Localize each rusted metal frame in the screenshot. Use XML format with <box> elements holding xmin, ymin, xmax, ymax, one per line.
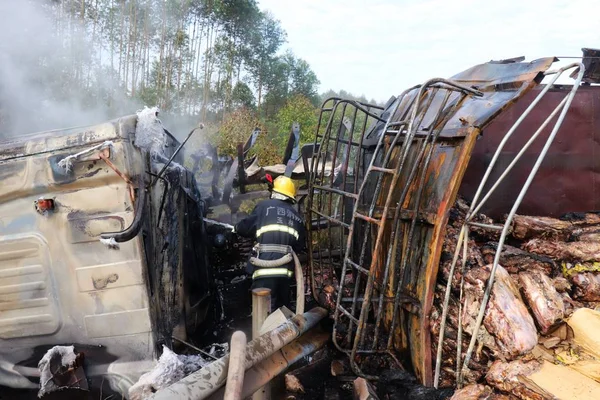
<box><xmin>343</xmin><ymin>121</ymin><xmax>407</xmax><ymax>348</ymax></box>
<box><xmin>350</xmin><ymin>85</ymin><xmax>444</xmax><ymax>360</ymax></box>
<box><xmin>98</xmin><ymin>151</ymin><xmax>136</xmax><ymax>203</ymax></box>
<box><xmin>310</xmin><ymin>208</ymin><xmax>350</xmax><ymax>229</ymax></box>
<box><xmin>458</xmin><ymin>63</ymin><xmax>584</xmax><ymax>385</ymax></box>
<box><xmin>367</xmin><ymin>87</ymin><xmax>444</xmax><ymax>351</ymax></box>
<box><xmin>312</xmin><ymin>185</ymin><xmax>358</xmax><ymax>199</ymax></box>
<box><xmin>338</xmin><ymin>95</ymin><xmax>423</xmax><ymax>350</ymax></box>
<box><xmin>310</xmin><ymin>101</ymin><xmax>339</xmax><ymax>302</ymax></box>
<box><xmin>348</xmin><ymin>79</ymin><xmax>481</xmax><ymax>377</ymax></box>
<box><xmin>331</xmin><ymin>90</ymin><xmax>412</xmax><ymax>353</ymax></box>
<box><xmin>433</xmin><ymin>224</ymin><xmax>465</xmax><ymax>387</ymax></box>
<box><xmin>310</xmin><ymin>98</ymin><xmax>380</xmax><ymax>305</ymax></box>
<box><xmin>346</xmin><ymin>258</ymin><xmax>370</xmax><ymax>275</ymax></box>
<box><xmin>337</xmin><ymin>304</ymin><xmax>360</xmax><ymax>322</ymax></box>
<box><xmin>330</xmin><ymin>92</ymin><xmax>414</xmax><ymax>353</ymax></box>
<box><xmin>327</xmin><ymin>102</ymin><xmax>349</xmax><ymax>290</ymax></box>
<box><xmin>335</xmin><ymin>105</ymin><xmax>360</xmax><ymax>263</ymax></box>
<box><xmin>307</xmin><ymin>100</ymin><xmax>336</xmax><ymax>302</ymax></box>
<box><xmin>319</xmin><ymin>96</ymin><xmax>385</xmax><ymax>112</ymax></box>
<box><xmin>371</xmin><ymin>89</ymin><xmax>457</xmax><ymax>352</ymax></box>
<box><xmin>384</xmin><ymin>90</ymin><xmax>469</xmax><ymax>355</ymax></box>
<box><xmin>455</xmin><ymin>229</ymin><xmax>469</xmax><ymax>386</ymax></box>
<box><xmin>419</xmin><ymin>126</ymin><xmax>481</xmax><ymax>386</ymax></box>
<box><xmin>339</xmin><ymin>89</ymin><xmax>422</xmax><ymax>351</ymax></box>
<box><xmin>341</xmin><ymin>291</ymin><xmax>421</xmax><ymax>305</ymax></box>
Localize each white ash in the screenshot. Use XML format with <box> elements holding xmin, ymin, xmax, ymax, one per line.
<box><xmin>99</xmin><ymin>237</ymin><xmax>119</xmax><ymax>249</ymax></box>
<box><xmin>57</xmin><ymin>140</ymin><xmax>113</xmax><ymax>172</ymax></box>
<box><xmin>135</xmin><ymin>106</ymin><xmax>166</xmax><ymax>157</ymax></box>
<box><xmin>128</xmin><ymin>346</ymin><xmax>210</xmax><ymax>400</ymax></box>
<box><xmin>38</xmin><ymin>346</ymin><xmax>78</xmax><ymax>397</ymax></box>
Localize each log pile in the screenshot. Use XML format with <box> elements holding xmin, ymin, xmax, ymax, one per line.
<box><xmin>431</xmin><ymin>198</ymin><xmax>600</xmax><ymax>399</ymax></box>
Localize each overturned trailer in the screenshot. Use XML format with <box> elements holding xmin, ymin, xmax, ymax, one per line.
<box><xmin>0</xmin><ymin>111</ymin><xmax>216</xmax><ymax>397</ymax></box>
<box><xmin>306</xmin><ymin>55</ymin><xmax>590</xmax><ymax>392</ymax></box>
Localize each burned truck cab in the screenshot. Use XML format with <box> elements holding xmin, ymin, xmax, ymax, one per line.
<box><xmin>0</xmin><ymin>110</ymin><xmax>215</xmax><ymax>397</ymax></box>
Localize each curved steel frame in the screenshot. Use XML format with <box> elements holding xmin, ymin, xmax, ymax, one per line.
<box><xmin>331</xmin><ymin>80</ymin><xmax>482</xmax><ymax>379</ymax></box>
<box><xmin>433</xmin><ymin>63</ymin><xmax>585</xmax><ymax>388</ymax></box>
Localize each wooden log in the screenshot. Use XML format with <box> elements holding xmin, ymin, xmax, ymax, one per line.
<box><xmin>486</xmin><ymin>359</ymin><xmax>600</xmax><ymax>400</ymax></box>
<box><xmin>571</xmin><ymin>273</ymin><xmax>600</xmax><ymax>301</ymax></box>
<box><xmin>518</xmin><ymin>271</ymin><xmax>565</xmax><ymax>334</ymax></box>
<box><xmin>463</xmin><ymin>265</ymin><xmax>537</xmax><ymax>359</ymax></box>
<box><xmin>524</xmin><ymin>239</ymin><xmax>600</xmax><ymax>262</ymax></box>
<box><xmin>511</xmin><ymin>214</ymin><xmax>573</xmax><ymax>241</ymax></box>
<box><xmin>353</xmin><ymin>377</ymin><xmax>379</xmax><ymax>400</ymax></box>
<box><xmin>560</xmin><ymin>211</ymin><xmax>600</xmax><ymax>225</ymax></box>
<box><xmin>481</xmin><ymin>242</ymin><xmax>556</xmax><ymax>275</ymax></box>
<box><xmin>570</xmin><ymin>227</ymin><xmax>600</xmax><ymax>242</ymax></box>
<box><xmin>449</xmin><ymin>384</ymin><xmax>511</xmax><ymax>400</ymax></box>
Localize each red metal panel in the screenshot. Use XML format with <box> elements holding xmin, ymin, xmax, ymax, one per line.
<box><xmin>460</xmin><ymin>85</ymin><xmax>600</xmax><ymax>218</ymax></box>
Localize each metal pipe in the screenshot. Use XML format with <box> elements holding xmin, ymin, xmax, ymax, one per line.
<box><xmin>224</xmin><ymin>331</ymin><xmax>247</xmax><ymax>400</ymax></box>
<box><xmin>466</xmin><ymin>69</ymin><xmax>568</xmax><ymax>219</ymax></box>
<box><xmin>148</xmin><ymin>125</ymin><xmax>203</xmax><ymax>188</ymax></box>
<box><xmin>252</xmin><ymin>288</ymin><xmax>271</xmax><ymax>400</ymax></box>
<box><xmin>100</xmin><ymin>174</ymin><xmax>146</xmax><ymax>243</ymax></box>
<box><xmin>208</xmin><ymin>328</ymin><xmax>330</xmax><ymax>400</ymax></box>
<box><xmin>467</xmin><ymin>95</ymin><xmax>569</xmax><ymax>218</ymax></box>
<box><xmin>460</xmin><ymin>63</ymin><xmax>584</xmax><ymax>383</ymax></box>
<box><xmin>149</xmin><ymin>307</ymin><xmax>327</xmax><ymax>400</ymax></box>
<box><xmin>252</xmin><ymin>288</ymin><xmax>271</xmax><ymax>339</ymax></box>
<box><xmin>292</xmin><ymin>251</ymin><xmax>305</xmax><ymax>315</ymax></box>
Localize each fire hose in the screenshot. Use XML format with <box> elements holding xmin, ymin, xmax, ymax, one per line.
<box><xmin>249</xmin><ymin>249</ymin><xmax>305</xmax><ymax>315</ymax></box>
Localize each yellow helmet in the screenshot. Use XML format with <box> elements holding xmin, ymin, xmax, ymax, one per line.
<box><xmin>272</xmin><ymin>176</ymin><xmax>296</xmax><ymax>200</ymax></box>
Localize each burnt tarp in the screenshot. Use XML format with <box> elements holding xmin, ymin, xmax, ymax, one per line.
<box><xmin>308</xmin><ymin>57</ymin><xmax>556</xmax><ymax>386</ymax></box>
<box><xmin>461</xmin><ymin>83</ymin><xmax>600</xmax><ymax>218</ymax></box>
<box><xmin>142</xmin><ymin>153</ymin><xmax>216</xmax><ymax>353</ymax></box>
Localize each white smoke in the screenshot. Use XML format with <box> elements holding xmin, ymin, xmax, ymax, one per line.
<box><xmin>0</xmin><ymin>0</ymin><xmax>142</xmax><ymax>137</ymax></box>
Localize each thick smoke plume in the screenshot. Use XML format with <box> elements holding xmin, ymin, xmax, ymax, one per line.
<box><xmin>0</xmin><ymin>0</ymin><xmax>142</xmax><ymax>137</ymax></box>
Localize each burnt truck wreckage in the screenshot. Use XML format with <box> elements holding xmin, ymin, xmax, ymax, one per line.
<box><xmin>2</xmin><ymin>50</ymin><xmax>600</xmax><ymax>399</ymax></box>
<box><xmin>0</xmin><ymin>108</ymin><xmax>217</xmax><ymax>397</ymax></box>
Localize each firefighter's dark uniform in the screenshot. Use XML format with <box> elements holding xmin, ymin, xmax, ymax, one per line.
<box><xmin>234</xmin><ymin>198</ymin><xmax>306</xmax><ymax>311</ymax></box>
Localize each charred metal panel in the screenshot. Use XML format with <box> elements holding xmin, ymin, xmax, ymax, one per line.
<box><xmin>0</xmin><ymin>114</ymin><xmax>214</xmax><ymax>396</ymax></box>
<box><xmin>308</xmin><ymin>57</ymin><xmax>556</xmax><ymax>386</ymax></box>
<box><xmin>461</xmin><ymin>84</ymin><xmax>600</xmax><ymax>218</ymax></box>
<box><xmin>142</xmin><ymin>163</ymin><xmax>215</xmax><ymax>351</ymax></box>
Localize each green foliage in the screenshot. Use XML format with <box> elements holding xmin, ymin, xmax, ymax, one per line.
<box><xmin>275</xmin><ymin>95</ymin><xmax>319</xmax><ymax>145</ymax></box>
<box><xmin>217</xmin><ymin>108</ymin><xmax>264</xmax><ymax>158</ymax></box>
<box><xmin>232</xmin><ymin>82</ymin><xmax>256</xmax><ymax>110</ymax></box>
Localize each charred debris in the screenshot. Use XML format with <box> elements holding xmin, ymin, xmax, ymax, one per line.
<box><xmin>5</xmin><ymin>50</ymin><xmax>600</xmax><ymax>399</ymax></box>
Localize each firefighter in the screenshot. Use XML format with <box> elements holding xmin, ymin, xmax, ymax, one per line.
<box><xmin>233</xmin><ymin>175</ymin><xmax>305</xmax><ymax>312</ymax></box>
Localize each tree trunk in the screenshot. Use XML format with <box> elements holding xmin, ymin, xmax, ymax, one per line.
<box><xmin>118</xmin><ymin>0</ymin><xmax>125</xmax><ymax>83</ymax></box>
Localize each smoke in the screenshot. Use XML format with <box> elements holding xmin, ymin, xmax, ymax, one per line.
<box><xmin>0</xmin><ymin>0</ymin><xmax>142</xmax><ymax>137</ymax></box>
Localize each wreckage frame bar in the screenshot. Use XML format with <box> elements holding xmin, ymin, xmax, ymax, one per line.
<box><xmin>316</xmin><ymin>78</ymin><xmax>482</xmax><ymax>379</ymax></box>
<box><xmin>433</xmin><ymin>62</ymin><xmax>586</xmax><ymax>388</ymax></box>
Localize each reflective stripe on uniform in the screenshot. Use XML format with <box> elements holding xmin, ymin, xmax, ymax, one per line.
<box><xmin>255</xmin><ymin>224</ymin><xmax>299</xmax><ymax>240</ymax></box>
<box><xmin>252</xmin><ymin>268</ymin><xmax>293</xmax><ymax>279</ymax></box>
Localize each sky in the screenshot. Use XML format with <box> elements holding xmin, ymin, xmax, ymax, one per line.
<box><xmin>258</xmin><ymin>0</ymin><xmax>599</xmax><ymax>103</ymax></box>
